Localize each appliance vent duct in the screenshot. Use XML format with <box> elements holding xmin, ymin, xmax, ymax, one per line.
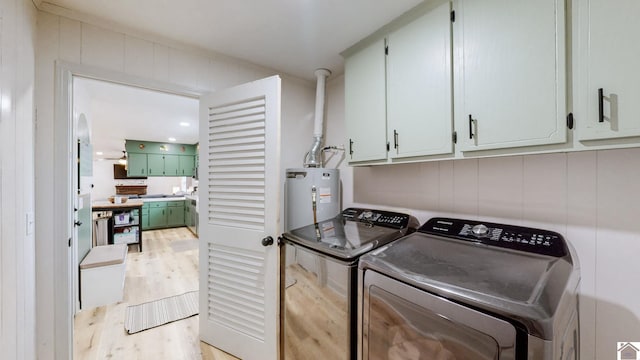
<box><xmin>304</xmin><ymin>68</ymin><xmax>331</xmax><ymax>168</ymax></box>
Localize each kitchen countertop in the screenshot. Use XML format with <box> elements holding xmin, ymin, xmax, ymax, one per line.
<box><xmin>92</xmin><ymin>200</ymin><xmax>144</xmax><ymax>209</ymax></box>
<box><xmin>140</xmin><ymin>196</ymin><xmax>186</xmax><ymax>202</ymax></box>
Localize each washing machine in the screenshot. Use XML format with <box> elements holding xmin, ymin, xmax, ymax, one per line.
<box><xmin>281</xmin><ymin>207</ymin><xmax>419</xmax><ymax>360</ymax></box>
<box><xmin>358</xmin><ymin>217</ymin><xmax>580</xmax><ymax>360</ymax></box>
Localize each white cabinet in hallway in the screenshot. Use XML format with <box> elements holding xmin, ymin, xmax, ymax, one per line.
<box><xmin>578</xmin><ymin>0</ymin><xmax>640</xmax><ymax>141</ymax></box>
<box><xmin>453</xmin><ymin>0</ymin><xmax>567</xmax><ymax>152</ymax></box>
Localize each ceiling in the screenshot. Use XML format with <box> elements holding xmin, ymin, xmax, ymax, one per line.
<box><xmin>39</xmin><ymin>0</ymin><xmax>423</xmax><ymax>80</ymax></box>
<box><xmin>74</xmin><ymin>77</ymin><xmax>199</xmax><ymax>161</ymax></box>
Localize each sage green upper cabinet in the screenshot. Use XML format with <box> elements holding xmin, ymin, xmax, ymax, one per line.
<box><xmin>387</xmin><ymin>1</ymin><xmax>453</xmax><ymax>159</ymax></box>
<box><xmin>179</xmin><ymin>155</ymin><xmax>195</xmax><ymax>177</ymax></box>
<box><xmin>147</xmin><ymin>154</ymin><xmax>165</xmax><ymax>176</ymax></box>
<box><xmin>345</xmin><ymin>38</ymin><xmax>388</xmax><ymax>163</ymax></box>
<box><xmin>163</xmin><ymin>155</ymin><xmax>180</xmax><ymax>176</ymax></box>
<box><xmin>578</xmin><ymin>0</ymin><xmax>640</xmax><ymax>141</ymax></box>
<box><xmin>454</xmin><ymin>0</ymin><xmax>566</xmax><ymax>152</ymax></box>
<box><xmin>127</xmin><ymin>153</ymin><xmax>147</xmax><ymax>177</ymax></box>
<box><xmin>125</xmin><ymin>140</ymin><xmax>196</xmax><ymax>177</ymax></box>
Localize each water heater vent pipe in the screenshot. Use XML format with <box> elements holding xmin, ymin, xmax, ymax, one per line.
<box><xmin>304</xmin><ymin>68</ymin><xmax>331</xmax><ymax>168</ymax></box>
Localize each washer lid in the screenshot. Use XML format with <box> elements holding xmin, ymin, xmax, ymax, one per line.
<box><xmin>283</xmin><ymin>209</ymin><xmax>414</xmax><ymax>261</ymax></box>
<box><xmin>359</xmin><ymin>231</ymin><xmax>576</xmax><ymax>340</ymax></box>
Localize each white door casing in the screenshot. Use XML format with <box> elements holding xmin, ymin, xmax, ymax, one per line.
<box><xmin>199</xmin><ymin>75</ymin><xmax>282</xmax><ymax>360</ymax></box>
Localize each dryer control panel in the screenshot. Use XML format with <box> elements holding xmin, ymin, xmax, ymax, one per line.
<box><xmin>419</xmin><ymin>217</ymin><xmax>568</xmax><ymax>257</ymax></box>
<box><xmin>341</xmin><ymin>208</ymin><xmax>418</xmax><ymax>230</ymax></box>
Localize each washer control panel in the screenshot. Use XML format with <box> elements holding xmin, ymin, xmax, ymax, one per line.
<box><xmin>341</xmin><ymin>208</ymin><xmax>418</xmax><ymax>230</ymax></box>
<box><xmin>418</xmin><ymin>217</ymin><xmax>567</xmax><ymax>257</ymax></box>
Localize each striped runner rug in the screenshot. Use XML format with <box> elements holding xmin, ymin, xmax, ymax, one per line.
<box><xmin>125</xmin><ymin>290</ymin><xmax>199</xmax><ymax>334</ymax></box>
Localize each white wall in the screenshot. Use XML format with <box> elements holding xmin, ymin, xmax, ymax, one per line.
<box><xmin>325</xmin><ymin>75</ymin><xmax>640</xmax><ymax>360</ymax></box>
<box><xmin>91</xmin><ymin>160</ymin><xmax>186</xmax><ymax>201</ymax></box>
<box><xmin>0</xmin><ymin>0</ymin><xmax>37</xmax><ymax>358</ymax></box>
<box><xmin>35</xmin><ymin>9</ymin><xmax>315</xmax><ymax>359</ymax></box>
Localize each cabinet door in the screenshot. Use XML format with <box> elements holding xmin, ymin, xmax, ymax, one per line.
<box><xmin>147</xmin><ymin>154</ymin><xmax>165</xmax><ymax>176</ymax></box>
<box><xmin>387</xmin><ymin>2</ymin><xmax>453</xmax><ymax>159</ymax></box>
<box><xmin>164</xmin><ymin>155</ymin><xmax>180</xmax><ymax>176</ymax></box>
<box><xmin>127</xmin><ymin>153</ymin><xmax>147</xmax><ymax>177</ymax></box>
<box><xmin>149</xmin><ymin>207</ymin><xmax>167</xmax><ymax>228</ymax></box>
<box><xmin>167</xmin><ymin>205</ymin><xmax>185</xmax><ymax>227</ymax></box>
<box><xmin>184</xmin><ymin>205</ymin><xmax>192</xmax><ymax>227</ymax></box>
<box><xmin>454</xmin><ymin>0</ymin><xmax>566</xmax><ymax>151</ymax></box>
<box><xmin>345</xmin><ymin>38</ymin><xmax>388</xmax><ymax>163</ymax></box>
<box><xmin>179</xmin><ymin>155</ymin><xmax>195</xmax><ymax>177</ymax></box>
<box><xmin>141</xmin><ymin>209</ymin><xmax>150</xmax><ymax>230</ymax></box>
<box><xmin>579</xmin><ymin>0</ymin><xmax>640</xmax><ymax>141</ymax></box>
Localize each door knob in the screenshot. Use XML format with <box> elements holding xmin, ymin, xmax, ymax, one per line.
<box><xmin>74</xmin><ymin>221</ymin><xmax>83</xmax><ymax>227</ymax></box>
<box><xmin>261</xmin><ymin>236</ymin><xmax>274</xmax><ymax>246</ymax></box>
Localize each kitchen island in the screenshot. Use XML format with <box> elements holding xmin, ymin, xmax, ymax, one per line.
<box><xmin>92</xmin><ymin>200</ymin><xmax>144</xmax><ymax>251</ymax></box>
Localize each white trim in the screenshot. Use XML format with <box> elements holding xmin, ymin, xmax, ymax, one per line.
<box><xmin>52</xmin><ymin>60</ymin><xmax>205</xmax><ymax>359</ymax></box>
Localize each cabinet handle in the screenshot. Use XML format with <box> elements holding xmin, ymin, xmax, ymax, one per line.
<box><xmin>349</xmin><ymin>139</ymin><xmax>354</xmax><ymax>155</ymax></box>
<box><xmin>468</xmin><ymin>115</ymin><xmax>475</xmax><ymax>139</ymax></box>
<box><xmin>393</xmin><ymin>130</ymin><xmax>399</xmax><ymax>149</ymax></box>
<box><xmin>598</xmin><ymin>88</ymin><xmax>605</xmax><ymax>123</ymax></box>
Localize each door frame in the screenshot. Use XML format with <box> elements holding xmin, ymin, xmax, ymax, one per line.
<box><xmin>51</xmin><ymin>60</ymin><xmax>202</xmax><ymax>359</ymax></box>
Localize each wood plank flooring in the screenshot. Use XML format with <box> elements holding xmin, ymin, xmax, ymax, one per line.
<box><xmin>283</xmin><ymin>263</ymin><xmax>348</xmax><ymax>360</ymax></box>
<box><xmin>74</xmin><ymin>227</ymin><xmax>238</xmax><ymax>360</ymax></box>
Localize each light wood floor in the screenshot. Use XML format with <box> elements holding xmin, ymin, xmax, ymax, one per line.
<box><xmin>74</xmin><ymin>227</ymin><xmax>239</xmax><ymax>360</ymax></box>
<box><xmin>284</xmin><ymin>263</ymin><xmax>348</xmax><ymax>360</ymax></box>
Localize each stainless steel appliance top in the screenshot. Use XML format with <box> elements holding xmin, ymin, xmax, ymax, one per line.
<box><xmin>359</xmin><ymin>217</ymin><xmax>580</xmax><ymax>340</ymax></box>
<box><xmin>283</xmin><ymin>208</ymin><xmax>419</xmax><ymax>261</ymax></box>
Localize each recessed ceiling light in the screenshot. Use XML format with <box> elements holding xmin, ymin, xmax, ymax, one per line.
<box><xmin>96</xmin><ymin>151</ymin><xmax>103</xmax><ymax>155</ymax></box>
<box><xmin>179</xmin><ymin>122</ymin><xmax>190</xmax><ymax>127</ymax></box>
<box><xmin>168</xmin><ymin>137</ymin><xmax>177</xmax><ymax>142</ymax></box>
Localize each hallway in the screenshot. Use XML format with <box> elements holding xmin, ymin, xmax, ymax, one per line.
<box><xmin>73</xmin><ymin>227</ymin><xmax>238</xmax><ymax>360</ymax></box>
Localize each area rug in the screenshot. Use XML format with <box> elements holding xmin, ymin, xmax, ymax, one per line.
<box><xmin>125</xmin><ymin>290</ymin><xmax>199</xmax><ymax>334</ymax></box>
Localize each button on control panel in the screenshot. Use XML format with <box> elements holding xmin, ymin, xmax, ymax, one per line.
<box><xmin>419</xmin><ymin>217</ymin><xmax>567</xmax><ymax>257</ymax></box>
<box><xmin>342</xmin><ymin>208</ymin><xmax>417</xmax><ymax>230</ymax></box>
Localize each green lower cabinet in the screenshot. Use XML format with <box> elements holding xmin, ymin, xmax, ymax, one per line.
<box><xmin>167</xmin><ymin>205</ymin><xmax>185</xmax><ymax>227</ymax></box>
<box><xmin>149</xmin><ymin>207</ymin><xmax>167</xmax><ymax>228</ymax></box>
<box><xmin>141</xmin><ymin>203</ymin><xmax>150</xmax><ymax>230</ymax></box>
<box><xmin>143</xmin><ymin>200</ymin><xmax>185</xmax><ymax>230</ymax></box>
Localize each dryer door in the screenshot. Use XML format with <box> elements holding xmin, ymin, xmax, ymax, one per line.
<box><xmin>361</xmin><ymin>270</ymin><xmax>517</xmax><ymax>360</ymax></box>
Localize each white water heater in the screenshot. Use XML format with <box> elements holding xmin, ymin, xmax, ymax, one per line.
<box><xmin>284</xmin><ymin>168</ymin><xmax>340</xmax><ymax>231</ymax></box>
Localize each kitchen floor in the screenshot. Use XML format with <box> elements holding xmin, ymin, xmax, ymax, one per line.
<box><xmin>74</xmin><ymin>227</ymin><xmax>238</xmax><ymax>360</ymax></box>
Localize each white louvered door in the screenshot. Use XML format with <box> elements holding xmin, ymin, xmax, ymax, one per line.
<box><xmin>199</xmin><ymin>76</ymin><xmax>281</xmax><ymax>360</ymax></box>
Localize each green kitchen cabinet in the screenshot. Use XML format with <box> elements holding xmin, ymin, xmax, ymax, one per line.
<box><xmin>149</xmin><ymin>206</ymin><xmax>167</xmax><ymax>228</ymax></box>
<box><xmin>164</xmin><ymin>155</ymin><xmax>180</xmax><ymax>176</ymax></box>
<box><xmin>179</xmin><ymin>155</ymin><xmax>195</xmax><ymax>177</ymax></box>
<box><xmin>125</xmin><ymin>140</ymin><xmax>196</xmax><ymax>177</ymax></box>
<box><xmin>147</xmin><ymin>154</ymin><xmax>165</xmax><ymax>176</ymax></box>
<box><xmin>141</xmin><ymin>203</ymin><xmax>150</xmax><ymax>230</ymax></box>
<box><xmin>167</xmin><ymin>202</ymin><xmax>185</xmax><ymax>227</ymax></box>
<box><xmin>142</xmin><ymin>200</ymin><xmax>185</xmax><ymax>230</ymax></box>
<box><xmin>127</xmin><ymin>153</ymin><xmax>148</xmax><ymax>177</ymax></box>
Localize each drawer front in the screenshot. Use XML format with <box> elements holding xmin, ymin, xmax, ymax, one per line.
<box><xmin>167</xmin><ymin>201</ymin><xmax>184</xmax><ymax>207</ymax></box>
<box><xmin>148</xmin><ymin>201</ymin><xmax>167</xmax><ymax>208</ymax></box>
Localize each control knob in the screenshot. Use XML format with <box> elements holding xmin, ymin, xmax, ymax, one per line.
<box><xmin>472</xmin><ymin>224</ymin><xmax>489</xmax><ymax>237</ymax></box>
